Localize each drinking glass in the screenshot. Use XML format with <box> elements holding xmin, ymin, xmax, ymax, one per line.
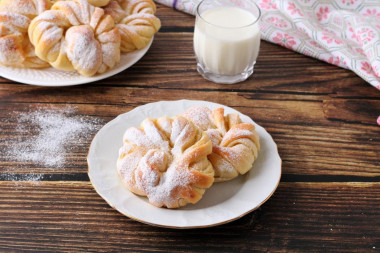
<box><xmin>194</xmin><ymin>0</ymin><xmax>261</xmax><ymax>84</ymax></box>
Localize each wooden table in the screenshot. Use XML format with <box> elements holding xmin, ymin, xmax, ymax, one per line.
<box><xmin>1</xmin><ymin>4</ymin><xmax>379</xmax><ymax>252</ymax></box>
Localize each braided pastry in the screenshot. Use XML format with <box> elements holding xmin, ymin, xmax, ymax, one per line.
<box><xmin>104</xmin><ymin>0</ymin><xmax>160</xmax><ymax>53</ymax></box>
<box><xmin>117</xmin><ymin>116</ymin><xmax>214</xmax><ymax>208</ymax></box>
<box><xmin>85</xmin><ymin>0</ymin><xmax>111</xmax><ymax>7</ymax></box>
<box><xmin>181</xmin><ymin>107</ymin><xmax>260</xmax><ymax>182</ymax></box>
<box><xmin>28</xmin><ymin>0</ymin><xmax>121</xmax><ymax>76</ymax></box>
<box><xmin>52</xmin><ymin>0</ymin><xmax>112</xmax><ymax>7</ymax></box>
<box><xmin>119</xmin><ymin>0</ymin><xmax>157</xmax><ymax>15</ymax></box>
<box><xmin>0</xmin><ymin>0</ymin><xmax>51</xmax><ymax>68</ymax></box>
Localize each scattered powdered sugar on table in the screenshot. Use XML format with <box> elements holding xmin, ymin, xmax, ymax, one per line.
<box><xmin>2</xmin><ymin>106</ymin><xmax>103</xmax><ymax>181</ymax></box>
<box><xmin>1</xmin><ymin>173</ymin><xmax>43</xmax><ymax>187</ymax></box>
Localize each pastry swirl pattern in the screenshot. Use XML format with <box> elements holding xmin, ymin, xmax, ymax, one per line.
<box><xmin>0</xmin><ymin>0</ymin><xmax>51</xmax><ymax>68</ymax></box>
<box><xmin>104</xmin><ymin>0</ymin><xmax>161</xmax><ymax>53</ymax></box>
<box><xmin>182</xmin><ymin>107</ymin><xmax>260</xmax><ymax>182</ymax></box>
<box><xmin>117</xmin><ymin>116</ymin><xmax>214</xmax><ymax>208</ymax></box>
<box><xmin>28</xmin><ymin>0</ymin><xmax>121</xmax><ymax>76</ymax></box>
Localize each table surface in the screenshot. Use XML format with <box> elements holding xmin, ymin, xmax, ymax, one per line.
<box><xmin>1</xmin><ymin>4</ymin><xmax>379</xmax><ymax>252</ymax></box>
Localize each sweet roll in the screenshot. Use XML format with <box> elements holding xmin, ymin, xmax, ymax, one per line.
<box><xmin>181</xmin><ymin>106</ymin><xmax>260</xmax><ymax>182</ymax></box>
<box><xmin>117</xmin><ymin>116</ymin><xmax>215</xmax><ymax>208</ymax></box>
<box><xmin>0</xmin><ymin>0</ymin><xmax>51</xmax><ymax>68</ymax></box>
<box><xmin>28</xmin><ymin>0</ymin><xmax>121</xmax><ymax>76</ymax></box>
<box><xmin>104</xmin><ymin>0</ymin><xmax>160</xmax><ymax>53</ymax></box>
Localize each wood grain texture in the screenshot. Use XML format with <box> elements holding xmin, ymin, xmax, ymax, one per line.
<box><xmin>0</xmin><ymin>181</ymin><xmax>378</xmax><ymax>252</ymax></box>
<box><xmin>156</xmin><ymin>3</ymin><xmax>194</xmax><ymax>29</ymax></box>
<box><xmin>0</xmin><ymin>3</ymin><xmax>379</xmax><ymax>252</ymax></box>
<box><xmin>1</xmin><ymin>94</ymin><xmax>379</xmax><ymax>177</ymax></box>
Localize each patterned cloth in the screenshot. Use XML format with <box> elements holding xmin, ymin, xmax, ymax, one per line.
<box><xmin>155</xmin><ymin>0</ymin><xmax>380</xmax><ymax>91</ymax></box>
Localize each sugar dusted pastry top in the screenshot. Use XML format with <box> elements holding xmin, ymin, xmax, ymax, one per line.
<box><xmin>104</xmin><ymin>0</ymin><xmax>160</xmax><ymax>53</ymax></box>
<box><xmin>1</xmin><ymin>0</ymin><xmax>160</xmax><ymax>76</ymax></box>
<box><xmin>0</xmin><ymin>0</ymin><xmax>51</xmax><ymax>19</ymax></box>
<box><xmin>117</xmin><ymin>116</ymin><xmax>214</xmax><ymax>208</ymax></box>
<box><xmin>0</xmin><ymin>0</ymin><xmax>51</xmax><ymax>68</ymax></box>
<box><xmin>181</xmin><ymin>106</ymin><xmax>260</xmax><ymax>182</ymax></box>
<box><xmin>28</xmin><ymin>0</ymin><xmax>121</xmax><ymax>76</ymax></box>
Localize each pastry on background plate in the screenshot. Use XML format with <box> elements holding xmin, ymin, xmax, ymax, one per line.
<box><xmin>181</xmin><ymin>106</ymin><xmax>260</xmax><ymax>182</ymax></box>
<box><xmin>51</xmin><ymin>0</ymin><xmax>112</xmax><ymax>7</ymax></box>
<box><xmin>117</xmin><ymin>116</ymin><xmax>215</xmax><ymax>208</ymax></box>
<box><xmin>28</xmin><ymin>0</ymin><xmax>121</xmax><ymax>76</ymax></box>
<box><xmin>0</xmin><ymin>0</ymin><xmax>160</xmax><ymax>77</ymax></box>
<box><xmin>103</xmin><ymin>0</ymin><xmax>161</xmax><ymax>53</ymax></box>
<box><xmin>83</xmin><ymin>0</ymin><xmax>111</xmax><ymax>7</ymax></box>
<box><xmin>0</xmin><ymin>0</ymin><xmax>51</xmax><ymax>68</ymax></box>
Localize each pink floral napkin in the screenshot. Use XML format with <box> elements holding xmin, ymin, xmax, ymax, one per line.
<box><xmin>155</xmin><ymin>0</ymin><xmax>380</xmax><ymax>91</ymax></box>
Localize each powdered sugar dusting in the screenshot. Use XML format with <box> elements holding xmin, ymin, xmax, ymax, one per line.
<box><xmin>123</xmin><ymin>119</ymin><xmax>170</xmax><ymax>151</ymax></box>
<box><xmin>182</xmin><ymin>106</ymin><xmax>260</xmax><ymax>182</ymax></box>
<box><xmin>65</xmin><ymin>25</ymin><xmax>101</xmax><ymax>75</ymax></box>
<box><xmin>118</xmin><ymin>116</ymin><xmax>212</xmax><ymax>208</ymax></box>
<box><xmin>0</xmin><ymin>0</ymin><xmax>48</xmax><ymax>19</ymax></box>
<box><xmin>181</xmin><ymin>106</ymin><xmax>215</xmax><ymax>131</ymax></box>
<box><xmin>1</xmin><ymin>106</ymin><xmax>103</xmax><ymax>171</ymax></box>
<box><xmin>144</xmin><ymin>162</ymin><xmax>194</xmax><ymax>207</ymax></box>
<box><xmin>206</xmin><ymin>129</ymin><xmax>223</xmax><ymax>146</ymax></box>
<box><xmin>36</xmin><ymin>11</ymin><xmax>60</xmax><ymax>21</ymax></box>
<box><xmin>1</xmin><ymin>173</ymin><xmax>43</xmax><ymax>183</ymax></box>
<box><xmin>0</xmin><ymin>12</ymin><xmax>30</xmax><ymax>29</ymax></box>
<box><xmin>0</xmin><ymin>36</ymin><xmax>21</xmax><ymax>64</ymax></box>
<box><xmin>136</xmin><ymin>149</ymin><xmax>194</xmax><ymax>207</ymax></box>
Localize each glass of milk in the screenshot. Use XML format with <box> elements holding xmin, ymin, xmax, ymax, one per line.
<box><xmin>194</xmin><ymin>0</ymin><xmax>261</xmax><ymax>84</ymax></box>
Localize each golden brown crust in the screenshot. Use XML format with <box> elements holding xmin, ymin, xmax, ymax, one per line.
<box><xmin>87</xmin><ymin>0</ymin><xmax>112</xmax><ymax>7</ymax></box>
<box><xmin>103</xmin><ymin>0</ymin><xmax>160</xmax><ymax>53</ymax></box>
<box><xmin>51</xmin><ymin>0</ymin><xmax>112</xmax><ymax>7</ymax></box>
<box><xmin>181</xmin><ymin>106</ymin><xmax>260</xmax><ymax>182</ymax></box>
<box><xmin>119</xmin><ymin>0</ymin><xmax>157</xmax><ymax>15</ymax></box>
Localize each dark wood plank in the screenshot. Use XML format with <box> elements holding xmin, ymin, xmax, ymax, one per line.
<box><xmin>156</xmin><ymin>3</ymin><xmax>195</xmax><ymax>30</ymax></box>
<box><xmin>0</xmin><ymin>181</ymin><xmax>378</xmax><ymax>252</ymax></box>
<box><xmin>324</xmin><ymin>99</ymin><xmax>380</xmax><ymax>124</ymax></box>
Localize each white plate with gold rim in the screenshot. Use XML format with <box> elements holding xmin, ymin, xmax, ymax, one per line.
<box><xmin>0</xmin><ymin>39</ymin><xmax>152</xmax><ymax>86</ymax></box>
<box><xmin>87</xmin><ymin>100</ymin><xmax>282</xmax><ymax>229</ymax></box>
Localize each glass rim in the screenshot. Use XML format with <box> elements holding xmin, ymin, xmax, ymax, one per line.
<box><xmin>196</xmin><ymin>0</ymin><xmax>261</xmax><ymax>29</ymax></box>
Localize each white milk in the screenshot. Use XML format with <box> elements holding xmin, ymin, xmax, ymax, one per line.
<box><xmin>194</xmin><ymin>7</ymin><xmax>260</xmax><ymax>76</ymax></box>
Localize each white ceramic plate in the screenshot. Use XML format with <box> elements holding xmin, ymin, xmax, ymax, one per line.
<box><xmin>87</xmin><ymin>100</ymin><xmax>282</xmax><ymax>229</ymax></box>
<box><xmin>0</xmin><ymin>39</ymin><xmax>152</xmax><ymax>86</ymax></box>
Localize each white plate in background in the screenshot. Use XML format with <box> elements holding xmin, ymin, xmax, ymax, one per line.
<box><xmin>0</xmin><ymin>39</ymin><xmax>153</xmax><ymax>86</ymax></box>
